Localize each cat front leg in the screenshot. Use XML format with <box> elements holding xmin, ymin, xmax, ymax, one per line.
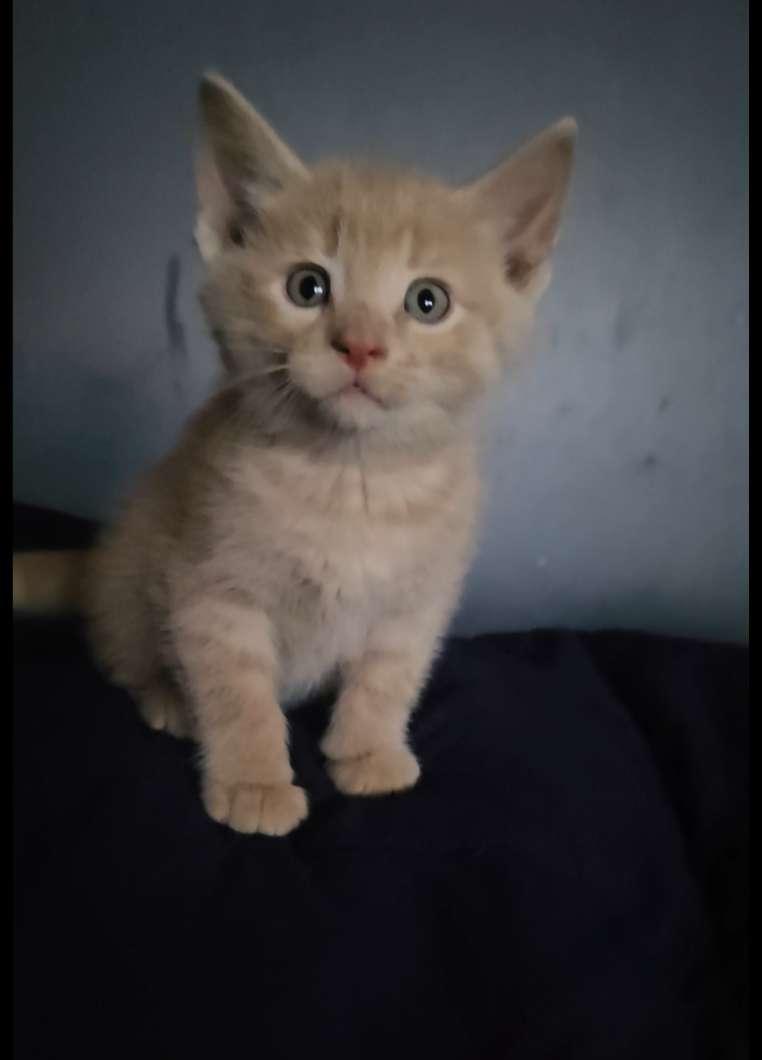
<box><xmin>173</xmin><ymin>594</ymin><xmax>307</xmax><ymax>835</ymax></box>
<box><xmin>321</xmin><ymin>607</ymin><xmax>446</xmax><ymax>796</ymax></box>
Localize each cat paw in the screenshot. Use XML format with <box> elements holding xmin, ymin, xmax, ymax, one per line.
<box><xmin>202</xmin><ymin>780</ymin><xmax>308</xmax><ymax>836</ymax></box>
<box><xmin>328</xmin><ymin>746</ymin><xmax>421</xmax><ymax>797</ymax></box>
<box><xmin>138</xmin><ymin>682</ymin><xmax>195</xmax><ymax>739</ymax></box>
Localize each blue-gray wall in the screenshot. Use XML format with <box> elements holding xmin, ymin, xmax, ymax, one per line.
<box><xmin>13</xmin><ymin>0</ymin><xmax>748</xmax><ymax>641</ymax></box>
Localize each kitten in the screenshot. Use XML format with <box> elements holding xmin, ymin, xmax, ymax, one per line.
<box><xmin>13</xmin><ymin>74</ymin><xmax>575</xmax><ymax>835</ymax></box>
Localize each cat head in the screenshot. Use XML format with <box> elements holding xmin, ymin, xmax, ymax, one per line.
<box><xmin>196</xmin><ymin>74</ymin><xmax>575</xmax><ymax>445</ymax></box>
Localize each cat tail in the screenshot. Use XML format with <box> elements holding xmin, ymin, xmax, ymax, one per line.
<box><xmin>12</xmin><ymin>550</ymin><xmax>89</xmax><ymax>615</ymax></box>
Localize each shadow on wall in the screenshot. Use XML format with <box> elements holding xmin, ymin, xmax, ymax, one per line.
<box><xmin>13</xmin><ymin>358</ymin><xmax>199</xmax><ymax>521</ymax></box>
<box><xmin>13</xmin><ymin>253</ymin><xmax>216</xmax><ymax>518</ymax></box>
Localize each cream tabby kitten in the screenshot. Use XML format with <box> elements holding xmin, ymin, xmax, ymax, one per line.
<box><xmin>13</xmin><ymin>74</ymin><xmax>575</xmax><ymax>835</ymax></box>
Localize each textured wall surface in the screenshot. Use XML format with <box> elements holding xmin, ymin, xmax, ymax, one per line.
<box><xmin>13</xmin><ymin>0</ymin><xmax>748</xmax><ymax>640</ymax></box>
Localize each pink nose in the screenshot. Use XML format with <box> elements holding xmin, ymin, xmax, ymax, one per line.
<box><xmin>331</xmin><ymin>336</ymin><xmax>386</xmax><ymax>372</ymax></box>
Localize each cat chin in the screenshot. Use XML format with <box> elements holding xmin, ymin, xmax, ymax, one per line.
<box><xmin>262</xmin><ymin>378</ymin><xmax>455</xmax><ymax>449</ymax></box>
<box><xmin>318</xmin><ymin>387</ymin><xmax>391</xmax><ymax>433</ymax></box>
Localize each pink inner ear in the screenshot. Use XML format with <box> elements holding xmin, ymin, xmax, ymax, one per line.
<box><xmin>504</xmin><ymin>196</ymin><xmax>565</xmax><ymax>288</ymax></box>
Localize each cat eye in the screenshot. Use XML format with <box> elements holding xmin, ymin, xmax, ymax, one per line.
<box><xmin>404</xmin><ymin>279</ymin><xmax>450</xmax><ymax>324</ymax></box>
<box><xmin>286</xmin><ymin>265</ymin><xmax>331</xmax><ymax>308</ymax></box>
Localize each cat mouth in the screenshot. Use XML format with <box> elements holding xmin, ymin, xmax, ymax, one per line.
<box><xmin>331</xmin><ymin>380</ymin><xmax>386</xmax><ymax>409</ymax></box>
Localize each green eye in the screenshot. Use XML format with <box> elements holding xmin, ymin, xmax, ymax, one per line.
<box><xmin>286</xmin><ymin>265</ymin><xmax>330</xmax><ymax>308</ymax></box>
<box><xmin>404</xmin><ymin>278</ymin><xmax>450</xmax><ymax>323</ymax></box>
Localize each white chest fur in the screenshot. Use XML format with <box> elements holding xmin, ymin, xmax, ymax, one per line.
<box><xmin>222</xmin><ymin>441</ymin><xmax>477</xmax><ymax>700</ymax></box>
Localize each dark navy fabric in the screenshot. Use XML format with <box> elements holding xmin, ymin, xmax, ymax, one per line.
<box><xmin>13</xmin><ymin>505</ymin><xmax>748</xmax><ymax>1060</ymax></box>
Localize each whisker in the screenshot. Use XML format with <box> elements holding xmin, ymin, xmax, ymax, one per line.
<box><xmin>227</xmin><ymin>360</ymin><xmax>292</xmax><ymax>388</ymax></box>
<box><xmin>268</xmin><ymin>380</ymin><xmax>299</xmax><ymax>422</ymax></box>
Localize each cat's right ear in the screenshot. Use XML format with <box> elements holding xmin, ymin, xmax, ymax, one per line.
<box><xmin>195</xmin><ymin>73</ymin><xmax>308</xmax><ymax>262</ymax></box>
<box><xmin>459</xmin><ymin>118</ymin><xmax>576</xmax><ymax>301</ymax></box>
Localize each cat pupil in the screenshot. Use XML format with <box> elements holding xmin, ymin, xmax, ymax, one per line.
<box><xmin>418</xmin><ymin>289</ymin><xmax>435</xmax><ymax>313</ymax></box>
<box><xmin>300</xmin><ymin>275</ymin><xmax>320</xmax><ymax>301</ymax></box>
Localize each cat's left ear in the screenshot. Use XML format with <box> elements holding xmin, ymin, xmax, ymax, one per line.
<box><xmin>195</xmin><ymin>73</ymin><xmax>309</xmax><ymax>262</ymax></box>
<box><xmin>462</xmin><ymin>118</ymin><xmax>577</xmax><ymax>299</ymax></box>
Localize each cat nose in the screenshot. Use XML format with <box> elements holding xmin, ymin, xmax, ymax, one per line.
<box><xmin>331</xmin><ymin>336</ymin><xmax>386</xmax><ymax>372</ymax></box>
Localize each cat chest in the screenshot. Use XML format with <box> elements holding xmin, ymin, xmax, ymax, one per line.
<box><xmin>283</xmin><ymin>513</ymin><xmax>432</xmax><ymax>611</ymax></box>
<box><xmin>234</xmin><ymin>450</ymin><xmax>463</xmax><ymax>608</ymax></box>
<box><xmin>276</xmin><ymin>517</ymin><xmax>446</xmax><ymax>701</ymax></box>
<box><xmin>225</xmin><ymin>448</ymin><xmax>474</xmax><ymax>676</ymax></box>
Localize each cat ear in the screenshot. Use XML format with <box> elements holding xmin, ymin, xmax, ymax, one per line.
<box><xmin>463</xmin><ymin>118</ymin><xmax>576</xmax><ymax>298</ymax></box>
<box><xmin>195</xmin><ymin>73</ymin><xmax>309</xmax><ymax>262</ymax></box>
